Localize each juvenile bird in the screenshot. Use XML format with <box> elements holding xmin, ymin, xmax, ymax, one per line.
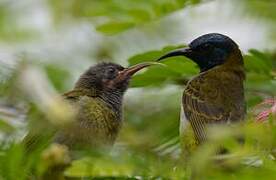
<box><xmin>158</xmin><ymin>33</ymin><xmax>246</xmax><ymax>154</ymax></box>
<box><xmin>24</xmin><ymin>62</ymin><xmax>153</xmax><ymax>151</ymax></box>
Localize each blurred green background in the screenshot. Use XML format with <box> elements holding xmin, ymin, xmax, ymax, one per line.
<box><xmin>0</xmin><ymin>0</ymin><xmax>275</xmax><ymax>179</ymax></box>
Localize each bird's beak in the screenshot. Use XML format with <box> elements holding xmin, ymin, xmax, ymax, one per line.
<box><xmin>157</xmin><ymin>47</ymin><xmax>193</xmax><ymax>61</ymax></box>
<box><xmin>118</xmin><ymin>62</ymin><xmax>155</xmax><ymax>80</ymax></box>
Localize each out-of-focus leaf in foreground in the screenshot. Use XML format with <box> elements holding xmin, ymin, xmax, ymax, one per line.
<box><xmin>65</xmin><ymin>147</ymin><xmax>186</xmax><ymax>179</ymax></box>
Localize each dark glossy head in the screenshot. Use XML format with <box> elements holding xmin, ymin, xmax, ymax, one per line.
<box><xmin>158</xmin><ymin>33</ymin><xmax>241</xmax><ymax>72</ymax></box>
<box><xmin>75</xmin><ymin>62</ymin><xmax>152</xmax><ymax>93</ymax></box>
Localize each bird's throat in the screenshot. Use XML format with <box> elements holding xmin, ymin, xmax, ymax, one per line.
<box><xmin>100</xmin><ymin>90</ymin><xmax>123</xmax><ymax>118</ymax></box>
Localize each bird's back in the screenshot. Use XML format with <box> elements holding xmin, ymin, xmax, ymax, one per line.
<box><xmin>180</xmin><ymin>66</ymin><xmax>245</xmax><ymax>152</ymax></box>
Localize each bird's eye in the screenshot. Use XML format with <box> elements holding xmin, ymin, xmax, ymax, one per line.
<box><xmin>203</xmin><ymin>44</ymin><xmax>211</xmax><ymax>48</ymax></box>
<box><xmin>107</xmin><ymin>68</ymin><xmax>115</xmax><ymax>74</ymax></box>
<box><xmin>203</xmin><ymin>44</ymin><xmax>212</xmax><ymax>49</ymax></box>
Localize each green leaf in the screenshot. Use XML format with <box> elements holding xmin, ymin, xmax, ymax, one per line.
<box><xmin>44</xmin><ymin>64</ymin><xmax>71</xmax><ymax>92</ymax></box>
<box><xmin>0</xmin><ymin>119</ymin><xmax>15</xmax><ymax>133</ymax></box>
<box><xmin>241</xmin><ymin>0</ymin><xmax>276</xmax><ymax>20</ymax></box>
<box><xmin>65</xmin><ymin>157</ymin><xmax>135</xmax><ymax>178</ymax></box>
<box><xmin>96</xmin><ymin>22</ymin><xmax>135</xmax><ymax>35</ymax></box>
<box><xmin>128</xmin><ymin>44</ymin><xmax>198</xmax><ymax>87</ymax></box>
<box><xmin>128</xmin><ymin>44</ymin><xmax>185</xmax><ymax>65</ymax></box>
<box><xmin>127</xmin><ymin>9</ymin><xmax>152</xmax><ymax>22</ymax></box>
<box><xmin>48</xmin><ymin>0</ymin><xmax>204</xmax><ymax>35</ymax></box>
<box><xmin>244</xmin><ymin>49</ymin><xmax>274</xmax><ymax>75</ymax></box>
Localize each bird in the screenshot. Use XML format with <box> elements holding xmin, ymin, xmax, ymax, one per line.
<box><xmin>24</xmin><ymin>62</ymin><xmax>153</xmax><ymax>152</ymax></box>
<box><xmin>157</xmin><ymin>33</ymin><xmax>246</xmax><ymax>155</ymax></box>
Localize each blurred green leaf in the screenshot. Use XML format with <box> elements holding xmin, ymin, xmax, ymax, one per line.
<box><xmin>0</xmin><ymin>143</ymin><xmax>41</xmax><ymax>180</ymax></box>
<box><xmin>241</xmin><ymin>0</ymin><xmax>276</xmax><ymax>20</ymax></box>
<box><xmin>96</xmin><ymin>21</ymin><xmax>135</xmax><ymax>35</ymax></box>
<box><xmin>244</xmin><ymin>49</ymin><xmax>276</xmax><ymax>96</ymax></box>
<box><xmin>48</xmin><ymin>0</ymin><xmax>204</xmax><ymax>35</ymax></box>
<box><xmin>65</xmin><ymin>157</ymin><xmax>135</xmax><ymax>178</ymax></box>
<box><xmin>0</xmin><ymin>5</ymin><xmax>38</xmax><ymax>42</ymax></box>
<box><xmin>0</xmin><ymin>119</ymin><xmax>15</xmax><ymax>133</ymax></box>
<box><xmin>44</xmin><ymin>64</ymin><xmax>71</xmax><ymax>92</ymax></box>
<box><xmin>1</xmin><ymin>0</ymin><xmax>276</xmax><ymax>179</ymax></box>
<box><xmin>128</xmin><ymin>45</ymin><xmax>185</xmax><ymax>65</ymax></box>
<box><xmin>128</xmin><ymin>44</ymin><xmax>198</xmax><ymax>87</ymax></box>
<box><xmin>244</xmin><ymin>49</ymin><xmax>274</xmax><ymax>75</ymax></box>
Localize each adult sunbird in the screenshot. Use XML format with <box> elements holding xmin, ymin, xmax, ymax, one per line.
<box><xmin>158</xmin><ymin>33</ymin><xmax>246</xmax><ymax>154</ymax></box>
<box><xmin>24</xmin><ymin>62</ymin><xmax>153</xmax><ymax>152</ymax></box>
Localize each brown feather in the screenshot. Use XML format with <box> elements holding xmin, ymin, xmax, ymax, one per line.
<box><xmin>183</xmin><ymin>51</ymin><xmax>245</xmax><ymax>144</ymax></box>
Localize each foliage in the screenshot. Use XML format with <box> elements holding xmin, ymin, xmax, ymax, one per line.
<box><xmin>241</xmin><ymin>0</ymin><xmax>276</xmax><ymax>21</ymax></box>
<box><xmin>0</xmin><ymin>3</ymin><xmax>38</xmax><ymax>42</ymax></box>
<box><xmin>0</xmin><ymin>0</ymin><xmax>276</xmax><ymax>179</ymax></box>
<box><xmin>48</xmin><ymin>0</ymin><xmax>204</xmax><ymax>35</ymax></box>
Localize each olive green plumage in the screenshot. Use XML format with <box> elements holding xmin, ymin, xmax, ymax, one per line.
<box><xmin>181</xmin><ymin>52</ymin><xmax>245</xmax><ymax>152</ymax></box>
<box><xmin>54</xmin><ymin>88</ymin><xmax>121</xmax><ymax>149</ymax></box>
<box><xmin>24</xmin><ymin>62</ymin><xmax>152</xmax><ymax>152</ymax></box>
<box><xmin>158</xmin><ymin>33</ymin><xmax>246</xmax><ymax>154</ymax></box>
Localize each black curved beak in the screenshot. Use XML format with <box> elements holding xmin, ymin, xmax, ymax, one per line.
<box><xmin>157</xmin><ymin>47</ymin><xmax>193</xmax><ymax>61</ymax></box>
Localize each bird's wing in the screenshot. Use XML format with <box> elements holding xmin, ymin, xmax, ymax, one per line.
<box><xmin>23</xmin><ymin>128</ymin><xmax>55</xmax><ymax>153</ymax></box>
<box><xmin>182</xmin><ymin>74</ymin><xmax>230</xmax><ymax>143</ymax></box>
